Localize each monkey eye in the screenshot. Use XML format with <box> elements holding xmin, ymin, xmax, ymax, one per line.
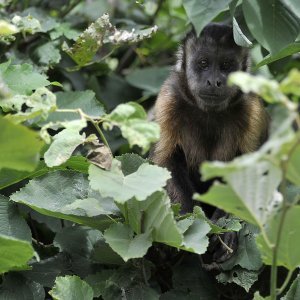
<box><xmin>221</xmin><ymin>61</ymin><xmax>231</xmax><ymax>71</ymax></box>
<box><xmin>199</xmin><ymin>59</ymin><xmax>208</xmax><ymax>69</ymax></box>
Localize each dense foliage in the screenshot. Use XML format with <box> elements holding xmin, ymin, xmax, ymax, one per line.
<box><xmin>0</xmin><ymin>1</ymin><xmax>300</xmax><ymax>299</ymax></box>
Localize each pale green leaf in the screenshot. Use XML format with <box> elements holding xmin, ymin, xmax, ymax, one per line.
<box><xmin>0</xmin><ymin>117</ymin><xmax>43</xmax><ymax>171</ymax></box>
<box><xmin>89</xmin><ymin>160</ymin><xmax>170</xmax><ymax>203</ymax></box>
<box><xmin>35</xmin><ymin>42</ymin><xmax>61</xmax><ymax>66</ymax></box>
<box><xmin>49</xmin><ymin>275</ymin><xmax>94</xmax><ymax>300</ymax></box>
<box><xmin>0</xmin><ymin>20</ymin><xmax>18</xmax><ymax>35</ymax></box>
<box><xmin>127</xmin><ymin>192</ymin><xmax>183</xmax><ymax>247</ymax></box>
<box><xmin>44</xmin><ymin>119</ymin><xmax>87</xmax><ymax>167</ymax></box>
<box><xmin>103</xmin><ymin>102</ymin><xmax>160</xmax><ymax>153</ymax></box>
<box><xmin>10</xmin><ymin>170</ymin><xmax>117</xmax><ymax>229</ymax></box>
<box><xmin>12</xmin><ymin>15</ymin><xmax>41</xmax><ymax>34</ymax></box>
<box><xmin>104</xmin><ymin>223</ymin><xmax>152</xmax><ymax>261</ymax></box>
<box><xmin>0</xmin><ymin>234</ymin><xmax>34</xmax><ymax>274</ymax></box>
<box><xmin>0</xmin><ymin>62</ymin><xmax>50</xmax><ymax>95</ymax></box>
<box><xmin>256</xmin><ymin>206</ymin><xmax>300</xmax><ymax>270</ymax></box>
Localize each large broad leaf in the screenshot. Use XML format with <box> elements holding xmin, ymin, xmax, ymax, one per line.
<box><xmin>126</xmin><ymin>66</ymin><xmax>170</xmax><ymax>96</ymax></box>
<box><xmin>103</xmin><ymin>102</ymin><xmax>160</xmax><ymax>154</ymax></box>
<box><xmin>44</xmin><ymin>120</ymin><xmax>87</xmax><ymax>167</ymax></box>
<box><xmin>182</xmin><ymin>0</ymin><xmax>231</xmax><ymax>35</ymax></box>
<box><xmin>35</xmin><ymin>41</ymin><xmax>61</xmax><ymax>66</ymax></box>
<box><xmin>127</xmin><ymin>192</ymin><xmax>182</xmax><ymax>246</ymax></box>
<box><xmin>286</xmin><ymin>143</ymin><xmax>300</xmax><ymax>186</ymax></box>
<box><xmin>49</xmin><ymin>275</ymin><xmax>94</xmax><ymax>300</ymax></box>
<box><xmin>282</xmin><ymin>275</ymin><xmax>300</xmax><ymax>300</ymax></box>
<box><xmin>46</xmin><ymin>90</ymin><xmax>105</xmax><ymax>123</ymax></box>
<box><xmin>0</xmin><ymin>195</ymin><xmax>31</xmax><ymax>241</ymax></box>
<box><xmin>256</xmin><ymin>206</ymin><xmax>300</xmax><ymax>270</ymax></box>
<box><xmin>243</xmin><ymin>0</ymin><xmax>300</xmax><ymax>54</ymax></box>
<box><xmin>89</xmin><ymin>159</ymin><xmax>170</xmax><ymax>203</ymax></box>
<box><xmin>197</xmin><ymin>161</ymin><xmax>282</xmax><ymax>228</ymax></box>
<box><xmin>256</xmin><ymin>42</ymin><xmax>300</xmax><ymax>68</ymax></box>
<box><xmin>10</xmin><ymin>170</ymin><xmax>119</xmax><ymax>229</ymax></box>
<box><xmin>0</xmin><ymin>117</ymin><xmax>44</xmax><ymax>171</ymax></box>
<box><xmin>0</xmin><ymin>156</ymin><xmax>89</xmax><ymax>190</ymax></box>
<box><xmin>104</xmin><ymin>223</ymin><xmax>152</xmax><ymax>262</ymax></box>
<box><xmin>0</xmin><ymin>273</ymin><xmax>45</xmax><ymax>300</ymax></box>
<box><xmin>0</xmin><ymin>235</ymin><xmax>34</xmax><ymax>273</ymax></box>
<box><xmin>127</xmin><ymin>192</ymin><xmax>210</xmax><ymax>254</ymax></box>
<box><xmin>0</xmin><ymin>61</ymin><xmax>50</xmax><ymax>95</ymax></box>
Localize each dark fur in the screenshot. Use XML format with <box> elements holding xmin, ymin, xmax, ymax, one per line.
<box><xmin>151</xmin><ymin>23</ymin><xmax>269</xmax><ymax>213</ymax></box>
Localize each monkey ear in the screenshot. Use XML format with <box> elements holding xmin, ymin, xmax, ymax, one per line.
<box><xmin>175</xmin><ymin>27</ymin><xmax>197</xmax><ymax>72</ymax></box>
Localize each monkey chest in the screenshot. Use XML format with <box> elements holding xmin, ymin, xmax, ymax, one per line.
<box><xmin>179</xmin><ymin>122</ymin><xmax>241</xmax><ymax>168</ymax></box>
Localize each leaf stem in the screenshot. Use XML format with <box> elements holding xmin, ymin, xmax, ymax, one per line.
<box><xmin>55</xmin><ymin>108</ymin><xmax>112</xmax><ymax>153</ymax></box>
<box><xmin>270</xmin><ymin>138</ymin><xmax>300</xmax><ymax>299</ymax></box>
<box><xmin>277</xmin><ymin>269</ymin><xmax>293</xmax><ymax>296</ymax></box>
<box><xmin>217</xmin><ymin>235</ymin><xmax>233</xmax><ymax>253</ymax></box>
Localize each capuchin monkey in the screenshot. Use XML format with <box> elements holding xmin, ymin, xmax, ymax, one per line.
<box><xmin>151</xmin><ymin>23</ymin><xmax>269</xmax><ymax>263</ymax></box>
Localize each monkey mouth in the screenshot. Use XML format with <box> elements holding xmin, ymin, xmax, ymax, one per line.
<box><xmin>197</xmin><ymin>94</ymin><xmax>229</xmax><ymax>111</ymax></box>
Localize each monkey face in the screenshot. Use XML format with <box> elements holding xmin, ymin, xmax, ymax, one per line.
<box><xmin>182</xmin><ymin>24</ymin><xmax>249</xmax><ymax>112</ymax></box>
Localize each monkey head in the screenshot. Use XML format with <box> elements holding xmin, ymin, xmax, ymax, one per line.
<box><xmin>177</xmin><ymin>23</ymin><xmax>250</xmax><ymax>112</ymax></box>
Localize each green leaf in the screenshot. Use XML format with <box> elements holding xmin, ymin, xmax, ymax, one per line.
<box><xmin>63</xmin><ymin>14</ymin><xmax>110</xmax><ymax>66</ymax></box>
<box><xmin>287</xmin><ymin>144</ymin><xmax>300</xmax><ymax>186</ymax></box>
<box><xmin>103</xmin><ymin>102</ymin><xmax>160</xmax><ymax>153</ymax></box>
<box><xmin>126</xmin><ymin>66</ymin><xmax>171</xmax><ymax>95</ymax></box>
<box><xmin>183</xmin><ymin>0</ymin><xmax>231</xmax><ymax>35</ymax></box>
<box><xmin>35</xmin><ymin>42</ymin><xmax>61</xmax><ymax>66</ymax></box>
<box><xmin>89</xmin><ymin>159</ymin><xmax>170</xmax><ymax>203</ymax></box>
<box><xmin>228</xmin><ymin>72</ymin><xmax>285</xmax><ymax>104</ymax></box>
<box><xmin>0</xmin><ymin>273</ymin><xmax>45</xmax><ymax>300</ymax></box>
<box><xmin>116</xmin><ymin>153</ymin><xmax>147</xmax><ymax>176</ymax></box>
<box><xmin>84</xmin><ymin>271</ymin><xmax>115</xmax><ymax>298</ymax></box>
<box><xmin>282</xmin><ymin>275</ymin><xmax>300</xmax><ymax>300</ymax></box>
<box><xmin>178</xmin><ymin>218</ymin><xmax>210</xmax><ymax>254</ymax></box>
<box><xmin>44</xmin><ymin>120</ymin><xmax>87</xmax><ymax>167</ymax></box>
<box><xmin>280</xmin><ymin>69</ymin><xmax>300</xmax><ymax>98</ymax></box>
<box><xmin>232</xmin><ymin>17</ymin><xmax>253</xmax><ymax>48</ymax></box>
<box><xmin>127</xmin><ymin>192</ymin><xmax>183</xmax><ymax>247</ymax></box>
<box><xmin>0</xmin><ymin>117</ymin><xmax>44</xmax><ymax>171</ymax></box>
<box><xmin>54</xmin><ymin>226</ymin><xmax>102</xmax><ymax>258</ymax></box>
<box><xmin>104</xmin><ymin>223</ymin><xmax>152</xmax><ymax>261</ymax></box>
<box><xmin>0</xmin><ymin>62</ymin><xmax>50</xmax><ymax>95</ymax></box>
<box><xmin>50</xmin><ymin>22</ymin><xmax>80</xmax><ymax>40</ymax></box>
<box><xmin>0</xmin><ymin>20</ymin><xmax>18</xmax><ymax>35</ymax></box>
<box><xmin>1</xmin><ymin>87</ymin><xmax>56</xmax><ymax>123</ymax></box>
<box><xmin>10</xmin><ymin>170</ymin><xmax>118</xmax><ymax>229</ymax></box>
<box><xmin>216</xmin><ymin>267</ymin><xmax>259</xmax><ymax>292</ymax></box>
<box><xmin>198</xmin><ymin>160</ymin><xmax>282</xmax><ymax>228</ymax></box>
<box><xmin>221</xmin><ymin>223</ymin><xmax>262</xmax><ymax>271</ymax></box>
<box><xmin>243</xmin><ymin>0</ymin><xmax>300</xmax><ymax>54</ymax></box>
<box><xmin>46</xmin><ymin>90</ymin><xmax>105</xmax><ymax>123</ymax></box>
<box><xmin>0</xmin><ymin>234</ymin><xmax>34</xmax><ymax>273</ymax></box>
<box><xmin>256</xmin><ymin>42</ymin><xmax>300</xmax><ymax>68</ymax></box>
<box><xmin>49</xmin><ymin>275</ymin><xmax>94</xmax><ymax>300</ymax></box>
<box><xmin>12</xmin><ymin>15</ymin><xmax>41</xmax><ymax>34</ymax></box>
<box><xmin>0</xmin><ymin>195</ymin><xmax>31</xmax><ymax>241</ymax></box>
<box><xmin>256</xmin><ymin>206</ymin><xmax>300</xmax><ymax>270</ymax></box>
<box><xmin>195</xmin><ymin>184</ymin><xmax>257</xmax><ymax>225</ymax></box>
